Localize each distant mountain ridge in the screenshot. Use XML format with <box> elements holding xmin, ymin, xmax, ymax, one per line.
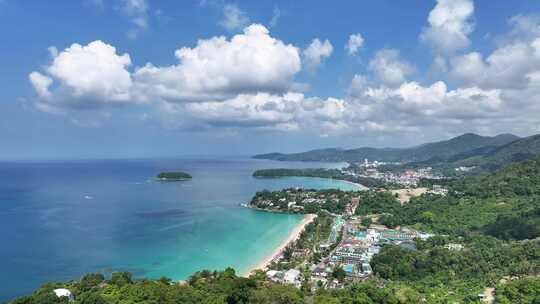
<box><xmin>254</xmin><ymin>133</ymin><xmax>521</xmax><ymax>163</ymax></box>
<box><xmin>452</xmin><ymin>134</ymin><xmax>540</xmax><ymax>170</ymax></box>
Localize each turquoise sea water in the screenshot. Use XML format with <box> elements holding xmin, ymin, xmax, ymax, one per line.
<box><xmin>0</xmin><ymin>158</ymin><xmax>360</xmax><ymax>301</ymax></box>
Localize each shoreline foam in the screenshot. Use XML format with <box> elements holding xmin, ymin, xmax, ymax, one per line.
<box><xmin>244</xmin><ymin>213</ymin><xmax>317</xmax><ymax>276</ymax></box>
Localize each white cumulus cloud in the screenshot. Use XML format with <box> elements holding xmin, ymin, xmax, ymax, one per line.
<box><xmin>133</xmin><ymin>24</ymin><xmax>301</xmax><ymax>102</ymax></box>
<box><xmin>184</xmin><ymin>92</ymin><xmax>352</xmax><ymax>134</ymax></box>
<box><xmin>368</xmin><ymin>49</ymin><xmax>414</xmax><ymax>86</ymax></box>
<box><xmin>27</xmin><ymin>13</ymin><xmax>540</xmax><ymax>140</ymax></box>
<box><xmin>29</xmin><ymin>40</ymin><xmax>134</xmax><ymax>111</ymax></box>
<box><xmin>29</xmin><ymin>24</ymin><xmax>302</xmax><ymax>111</ymax></box>
<box><xmin>420</xmin><ymin>0</ymin><xmax>474</xmax><ymax>54</ymax></box>
<box><xmin>450</xmin><ymin>16</ymin><xmax>540</xmax><ymax>90</ymax></box>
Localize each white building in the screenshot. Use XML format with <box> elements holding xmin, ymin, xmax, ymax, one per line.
<box><xmin>283</xmin><ymin>269</ymin><xmax>302</xmax><ymax>288</ymax></box>
<box><xmin>53</xmin><ymin>289</ymin><xmax>74</xmax><ymax>302</ymax></box>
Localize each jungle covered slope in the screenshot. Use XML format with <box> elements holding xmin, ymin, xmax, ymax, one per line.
<box><xmin>355</xmin><ymin>155</ymin><xmax>540</xmax><ymax>302</ymax></box>
<box><xmin>362</xmin><ymin>155</ymin><xmax>540</xmax><ymax>239</ymax></box>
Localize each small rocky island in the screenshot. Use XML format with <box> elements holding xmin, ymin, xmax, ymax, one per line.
<box><xmin>156</xmin><ymin>171</ymin><xmax>192</xmax><ymax>181</ymax></box>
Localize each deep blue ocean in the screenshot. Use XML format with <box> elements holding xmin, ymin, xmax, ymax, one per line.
<box><xmin>0</xmin><ymin>157</ymin><xmax>360</xmax><ymax>301</ymax></box>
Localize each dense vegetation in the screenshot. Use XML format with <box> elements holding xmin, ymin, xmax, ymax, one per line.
<box><xmin>250</xmin><ymin>188</ymin><xmax>357</xmax><ymax>214</ymax></box>
<box><xmin>253</xmin><ymin>168</ymin><xmax>383</xmax><ymax>188</ymax></box>
<box><xmin>494</xmin><ymin>277</ymin><xmax>540</xmax><ymax>303</ymax></box>
<box><xmin>354</xmin><ymin>156</ymin><xmax>540</xmax><ymax>301</ymax></box>
<box><xmin>11</xmin><ymin>268</ymin><xmax>469</xmax><ymax>304</ymax></box>
<box><xmin>408</xmin><ymin>133</ymin><xmax>540</xmax><ymax>173</ymax></box>
<box><xmin>354</xmin><ymin>156</ymin><xmax>540</xmax><ymax>240</ymax></box>
<box><xmin>253</xmin><ymin>133</ymin><xmax>519</xmax><ymax>163</ymax></box>
<box><xmin>456</xmin><ymin>133</ymin><xmax>540</xmax><ymax>170</ymax></box>
<box><xmin>371</xmin><ymin>236</ymin><xmax>540</xmax><ymax>301</ymax></box>
<box><xmin>156</xmin><ymin>171</ymin><xmax>192</xmax><ymax>180</ymax></box>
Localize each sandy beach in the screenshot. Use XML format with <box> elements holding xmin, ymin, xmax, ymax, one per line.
<box><xmin>244</xmin><ymin>213</ymin><xmax>317</xmax><ymax>276</ymax></box>
<box><xmin>341</xmin><ymin>180</ymin><xmax>369</xmax><ymax>191</ymax></box>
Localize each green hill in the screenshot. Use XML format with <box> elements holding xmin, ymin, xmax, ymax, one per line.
<box><xmin>253</xmin><ymin>133</ymin><xmax>520</xmax><ymax>163</ymax></box>
<box><xmin>454</xmin><ymin>134</ymin><xmax>540</xmax><ymax>170</ymax></box>
<box><xmin>387</xmin><ymin>154</ymin><xmax>540</xmax><ymax>239</ymax></box>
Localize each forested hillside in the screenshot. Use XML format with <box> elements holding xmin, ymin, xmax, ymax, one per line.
<box><xmin>254</xmin><ymin>133</ymin><xmax>520</xmax><ymax>163</ymax></box>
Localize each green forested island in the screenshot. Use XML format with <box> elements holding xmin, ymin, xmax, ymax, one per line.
<box><xmin>156</xmin><ymin>171</ymin><xmax>192</xmax><ymax>181</ymax></box>
<box><xmin>14</xmin><ymin>155</ymin><xmax>540</xmax><ymax>303</ymax></box>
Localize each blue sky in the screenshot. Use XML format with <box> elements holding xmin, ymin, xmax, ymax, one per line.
<box><xmin>2</xmin><ymin>0</ymin><xmax>540</xmax><ymax>160</ymax></box>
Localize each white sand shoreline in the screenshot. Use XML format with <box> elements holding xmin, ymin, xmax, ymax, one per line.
<box><xmin>244</xmin><ymin>213</ymin><xmax>317</xmax><ymax>276</ymax></box>
<box><xmin>340</xmin><ymin>180</ymin><xmax>368</xmax><ymax>191</ymax></box>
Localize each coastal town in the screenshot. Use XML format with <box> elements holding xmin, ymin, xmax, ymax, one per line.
<box><xmin>344</xmin><ymin>159</ymin><xmax>446</xmax><ymax>187</ymax></box>
<box><xmin>247</xmin><ymin>186</ymin><xmax>441</xmax><ymax>291</ymax></box>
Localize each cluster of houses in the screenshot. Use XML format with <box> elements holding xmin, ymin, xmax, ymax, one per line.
<box><xmin>252</xmin><ymin>183</ymin><xmax>444</xmax><ymax>290</ymax></box>
<box><xmin>359</xmin><ymin>159</ymin><xmax>401</xmax><ymax>169</ymax></box>
<box><xmin>368</xmin><ymin>168</ymin><xmax>444</xmax><ymax>187</ymax></box>
<box><xmin>250</xmin><ymin>188</ymin><xmax>361</xmax><ymax>214</ymax></box>
<box><xmin>266</xmin><ymin>218</ymin><xmax>433</xmax><ymax>290</ymax></box>
<box><xmin>321</xmin><ymin>226</ymin><xmax>430</xmax><ymax>283</ymax></box>
<box><xmin>344</xmin><ymin>161</ymin><xmax>446</xmax><ymax>187</ymax></box>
